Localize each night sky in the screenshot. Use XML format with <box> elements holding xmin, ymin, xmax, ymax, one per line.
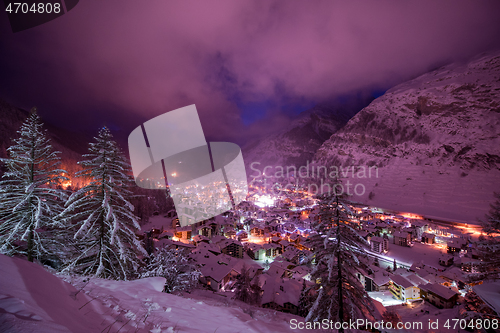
<box><xmin>1</xmin><ymin>1</ymin><xmax>500</xmax><ymax>146</ymax></box>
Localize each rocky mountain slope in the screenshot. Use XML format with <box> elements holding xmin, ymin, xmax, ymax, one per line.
<box><xmin>242</xmin><ymin>104</ymin><xmax>358</xmax><ymax>178</ymax></box>
<box><xmin>314</xmin><ymin>52</ymin><xmax>500</xmax><ymax>222</ymax></box>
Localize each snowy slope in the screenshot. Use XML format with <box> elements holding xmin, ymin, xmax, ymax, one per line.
<box><xmin>0</xmin><ymin>254</ymin><xmax>108</xmax><ymax>333</ymax></box>
<box><xmin>0</xmin><ymin>254</ymin><xmax>319</xmax><ymax>333</ymax></box>
<box><xmin>314</xmin><ymin>52</ymin><xmax>500</xmax><ymax>222</ymax></box>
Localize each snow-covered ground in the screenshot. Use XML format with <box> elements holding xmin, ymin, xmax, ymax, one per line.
<box><xmin>368</xmin><ymin>291</ymin><xmax>404</xmax><ymax>307</ymax></box>
<box><xmin>140</xmin><ymin>215</ymin><xmax>175</xmax><ymax>233</ymax></box>
<box><xmin>387</xmin><ymin>300</ymin><xmax>468</xmax><ymax>333</ymax></box>
<box><xmin>0</xmin><ymin>254</ymin><xmax>321</xmax><ymax>333</ymax></box>
<box><xmin>386</xmin><ymin>242</ymin><xmax>447</xmax><ymax>269</ymax></box>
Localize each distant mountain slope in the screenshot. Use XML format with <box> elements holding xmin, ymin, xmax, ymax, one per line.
<box><xmin>243</xmin><ymin>104</ymin><xmax>358</xmax><ymax>178</ymax></box>
<box><xmin>314</xmin><ymin>52</ymin><xmax>500</xmax><ymax>222</ymax></box>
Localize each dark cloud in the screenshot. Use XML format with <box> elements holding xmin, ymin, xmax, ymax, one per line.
<box><xmin>1</xmin><ymin>0</ymin><xmax>500</xmax><ymax>145</ymax></box>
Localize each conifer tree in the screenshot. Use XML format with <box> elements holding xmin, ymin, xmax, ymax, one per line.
<box><xmin>483</xmin><ymin>192</ymin><xmax>500</xmax><ymax>235</ymax></box>
<box><xmin>233</xmin><ymin>264</ymin><xmax>262</xmax><ymax>305</ymax></box>
<box><xmin>0</xmin><ymin>109</ymin><xmax>68</xmax><ymax>262</ymax></box>
<box><xmin>298</xmin><ymin>279</ymin><xmax>315</xmax><ymax>317</ymax></box>
<box><xmin>474</xmin><ymin>192</ymin><xmax>500</xmax><ymax>278</ymax></box>
<box><xmin>59</xmin><ymin>127</ymin><xmax>146</xmax><ymax>279</ymax></box>
<box><xmin>305</xmin><ymin>193</ymin><xmax>374</xmax><ymax>331</ymax></box>
<box><xmin>141</xmin><ymin>247</ymin><xmax>200</xmax><ymax>293</ymax></box>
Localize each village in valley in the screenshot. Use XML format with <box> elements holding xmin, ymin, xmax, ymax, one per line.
<box><xmin>139</xmin><ymin>180</ymin><xmax>500</xmax><ymax>326</ymax></box>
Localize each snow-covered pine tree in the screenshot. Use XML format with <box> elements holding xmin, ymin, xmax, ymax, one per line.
<box><xmin>59</xmin><ymin>127</ymin><xmax>146</xmax><ymax>280</ymax></box>
<box><xmin>298</xmin><ymin>279</ymin><xmax>315</xmax><ymax>317</ymax></box>
<box><xmin>474</xmin><ymin>192</ymin><xmax>500</xmax><ymax>279</ymax></box>
<box><xmin>233</xmin><ymin>264</ymin><xmax>261</xmax><ymax>304</ymax></box>
<box><xmin>233</xmin><ymin>264</ymin><xmax>253</xmax><ymax>303</ymax></box>
<box><xmin>140</xmin><ymin>247</ymin><xmax>200</xmax><ymax>293</ymax></box>
<box><xmin>483</xmin><ymin>192</ymin><xmax>500</xmax><ymax>235</ymax></box>
<box><xmin>0</xmin><ymin>108</ymin><xmax>68</xmax><ymax>262</ymax></box>
<box><xmin>305</xmin><ymin>193</ymin><xmax>374</xmax><ymax>332</ymax></box>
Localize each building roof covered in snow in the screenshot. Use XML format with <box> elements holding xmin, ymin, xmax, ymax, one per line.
<box><xmin>472</xmin><ymin>281</ymin><xmax>500</xmax><ymax>316</ymax></box>
<box><xmin>391</xmin><ymin>275</ymin><xmax>414</xmax><ymax>289</ymax></box>
<box><xmin>261</xmin><ymin>276</ymin><xmax>302</xmax><ymax>307</ymax></box>
<box><xmin>420</xmin><ymin>283</ymin><xmax>458</xmax><ymax>300</ymax></box>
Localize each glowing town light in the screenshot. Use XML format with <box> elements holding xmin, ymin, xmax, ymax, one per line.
<box><xmin>61</xmin><ymin>181</ymin><xmax>72</xmax><ymax>189</ymax></box>
<box><xmin>171</xmin><ymin>172</ymin><xmax>177</xmax><ymax>177</ymax></box>
<box><xmin>255</xmin><ymin>195</ymin><xmax>275</xmax><ymax>208</ymax></box>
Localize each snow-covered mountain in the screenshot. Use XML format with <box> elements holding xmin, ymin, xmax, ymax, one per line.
<box><xmin>314</xmin><ymin>52</ymin><xmax>500</xmax><ymax>222</ymax></box>
<box><xmin>243</xmin><ymin>105</ymin><xmax>355</xmax><ymax>177</ymax></box>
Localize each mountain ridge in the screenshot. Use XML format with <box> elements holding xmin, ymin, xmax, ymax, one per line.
<box><xmin>313</xmin><ymin>51</ymin><xmax>500</xmax><ymax>221</ymax></box>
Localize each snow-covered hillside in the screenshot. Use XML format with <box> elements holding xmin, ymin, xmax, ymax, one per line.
<box><xmin>0</xmin><ymin>254</ymin><xmax>316</xmax><ymax>333</ymax></box>
<box><xmin>243</xmin><ymin>105</ymin><xmax>353</xmax><ymax>177</ymax></box>
<box><xmin>314</xmin><ymin>52</ymin><xmax>500</xmax><ymax>222</ymax></box>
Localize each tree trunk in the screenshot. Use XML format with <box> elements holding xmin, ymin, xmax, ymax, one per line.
<box><xmin>336</xmin><ymin>196</ymin><xmax>344</xmax><ymax>333</ymax></box>
<box><xmin>27</xmin><ymin>224</ymin><xmax>34</xmax><ymax>262</ymax></box>
<box><xmin>27</xmin><ymin>134</ymin><xmax>36</xmax><ymax>262</ymax></box>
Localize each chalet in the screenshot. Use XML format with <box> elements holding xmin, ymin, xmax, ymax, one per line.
<box><xmin>290</xmin><ymin>266</ymin><xmax>311</xmax><ymax>281</ymax></box>
<box><xmin>270</xmin><ymin>236</ymin><xmax>282</xmax><ymax>244</ymax></box>
<box><xmin>419</xmin><ymin>283</ymin><xmax>459</xmax><ymax>308</ymax></box>
<box><xmin>175</xmin><ymin>225</ymin><xmax>192</xmax><ymax>240</ymax></box>
<box><xmin>250</xmin><ymin>226</ymin><xmax>265</xmax><ymax>237</ymax></box>
<box><xmin>281</xmin><ymin>247</ymin><xmax>304</xmax><ymax>265</ymax></box>
<box><xmin>439</xmin><ymin>267</ymin><xmax>468</xmax><ymax>290</ymax></box>
<box><xmin>393</xmin><ymin>231</ymin><xmax>411</xmax><ymax>247</ymax></box>
<box><xmin>243</xmin><ymin>218</ymin><xmax>256</xmax><ymax>227</ymax></box>
<box><xmin>375</xmin><ymin>221</ymin><xmax>390</xmax><ymax>234</ymax></box>
<box><xmin>412</xmin><ymin>219</ymin><xmax>429</xmax><ymax>230</ymax></box>
<box><xmin>197</xmin><ymin>225</ymin><xmax>214</xmax><ymax>238</ymax></box>
<box><xmin>165</xmin><ymin>209</ymin><xmax>177</xmax><ymax>219</ymax></box>
<box><xmin>223</xmin><ymin>226</ymin><xmax>237</xmax><ymax>239</ymax></box>
<box><xmin>421</xmin><ymin>232</ymin><xmax>435</xmax><ymax>244</ymax></box>
<box><xmin>263</xmin><ymin>243</ymin><xmax>281</xmax><ymax>257</ymax></box>
<box><xmin>246</xmin><ymin>243</ymin><xmax>266</xmax><ymax>260</ymax></box>
<box><xmin>403</xmin><ymin>273</ymin><xmax>428</xmax><ymax>290</ymax></box>
<box><xmin>195</xmin><ymin>242</ymin><xmax>221</xmax><ymax>256</ymax></box>
<box><xmin>406</xmin><ymin>225</ymin><xmax>423</xmax><ymax>240</ymax></box>
<box><xmin>288</xmin><ymin>233</ymin><xmax>302</xmax><ymax>245</ymax></box>
<box><xmin>236</xmin><ymin>230</ymin><xmax>248</xmax><ymax>241</ymax></box>
<box><xmin>279</xmin><ymin>239</ymin><xmax>291</xmax><ymax>250</ymax></box>
<box><xmin>268</xmin><ymin>260</ymin><xmax>296</xmax><ymax>278</ymax></box>
<box><xmin>155</xmin><ymin>231</ymin><xmax>174</xmax><ymax>242</ymax></box>
<box><xmin>218</xmin><ymin>239</ymin><xmax>244</xmax><ymax>259</ymax></box>
<box><xmin>211</xmin><ymin>235</ymin><xmax>227</xmax><ymax>244</ymax></box>
<box><xmin>192</xmin><ymin>234</ymin><xmax>210</xmax><ymax>246</ymax></box>
<box><xmin>389</xmin><ymin>275</ymin><xmax>420</xmax><ymax>302</ymax></box>
<box><xmin>358</xmin><ymin>212</ymin><xmax>375</xmax><ymax>221</ymax></box>
<box><xmin>261</xmin><ymin>276</ymin><xmax>302</xmax><ymax>315</ymax></box>
<box><xmin>200</xmin><ymin>260</ymin><xmax>237</xmax><ymax>292</ymax></box>
<box><xmin>198</xmin><ymin>253</ymin><xmax>262</xmax><ymax>292</ymax></box>
<box><xmin>156</xmin><ymin>238</ymin><xmax>195</xmax><ymax>252</ymax></box>
<box><xmin>363</xmin><ymin>269</ymin><xmax>392</xmax><ymax>292</ymax></box>
<box><xmin>439</xmin><ymin>254</ymin><xmax>454</xmax><ymax>267</ymax></box>
<box><xmin>447</xmin><ymin>239</ymin><xmax>467</xmax><ymax>254</ymax></box>
<box><xmin>370</xmin><ymin>235</ymin><xmax>389</xmax><ymax>253</ymax></box>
